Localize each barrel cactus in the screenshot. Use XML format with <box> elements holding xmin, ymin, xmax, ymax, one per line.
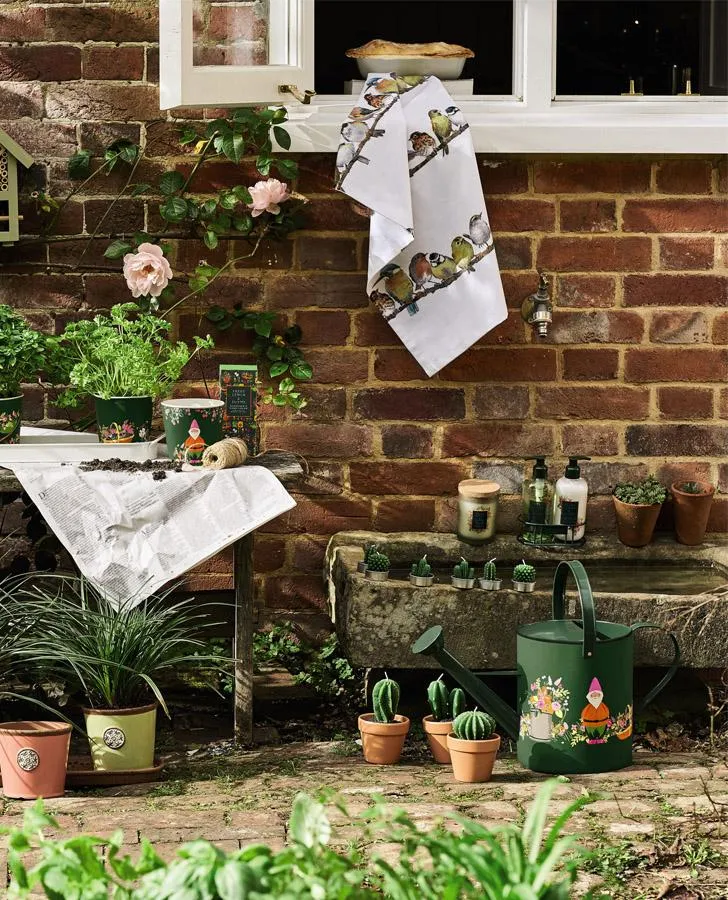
<box><xmin>367</xmin><ymin>551</ymin><xmax>390</xmax><ymax>572</ymax></box>
<box><xmin>372</xmin><ymin>675</ymin><xmax>400</xmax><ymax>724</ymax></box>
<box><xmin>427</xmin><ymin>676</ymin><xmax>449</xmax><ymax>721</ymax></box>
<box><xmin>483</xmin><ymin>558</ymin><xmax>497</xmax><ymax>581</ymax></box>
<box><xmin>452</xmin><ymin>709</ymin><xmax>496</xmax><ymax>741</ymax></box>
<box><xmin>449</xmin><ymin>687</ymin><xmax>466</xmax><ymax>720</ymax></box>
<box><xmin>411</xmin><ymin>555</ymin><xmax>432</xmax><ymax>578</ymax></box>
<box><xmin>512</xmin><ymin>561</ymin><xmax>536</xmax><ymax>583</ymax></box>
<box><xmin>452</xmin><ymin>557</ymin><xmax>475</xmax><ymax>580</ymax></box>
<box><xmin>364</xmin><ymin>543</ymin><xmax>380</xmax><ymax>566</ymax></box>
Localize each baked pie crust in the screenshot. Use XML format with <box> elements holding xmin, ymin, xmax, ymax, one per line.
<box><xmin>346</xmin><ymin>40</ymin><xmax>475</xmax><ymax>59</ymax></box>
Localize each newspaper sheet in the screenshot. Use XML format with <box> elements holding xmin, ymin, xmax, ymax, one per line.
<box><xmin>4</xmin><ymin>463</ymin><xmax>296</xmax><ymax>605</ymax></box>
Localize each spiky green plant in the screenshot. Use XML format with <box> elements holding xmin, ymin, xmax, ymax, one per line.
<box><xmin>427</xmin><ymin>675</ymin><xmax>449</xmax><ymax>720</ymax></box>
<box><xmin>364</xmin><ymin>543</ymin><xmax>380</xmax><ymax>566</ymax></box>
<box><xmin>678</xmin><ymin>481</ymin><xmax>707</xmax><ymax>495</ymax></box>
<box><xmin>367</xmin><ymin>551</ymin><xmax>390</xmax><ymax>572</ymax></box>
<box><xmin>513</xmin><ymin>562</ymin><xmax>536</xmax><ymax>583</ymax></box>
<box><xmin>452</xmin><ymin>557</ymin><xmax>475</xmax><ymax>580</ymax></box>
<box><xmin>372</xmin><ymin>675</ymin><xmax>399</xmax><ymax>723</ymax></box>
<box><xmin>449</xmin><ymin>687</ymin><xmax>466</xmax><ymax>719</ymax></box>
<box><xmin>483</xmin><ymin>558</ymin><xmax>498</xmax><ymax>581</ymax></box>
<box><xmin>452</xmin><ymin>709</ymin><xmax>496</xmax><ymax>741</ymax></box>
<box><xmin>410</xmin><ymin>555</ymin><xmax>432</xmax><ymax>578</ymax></box>
<box><xmin>613</xmin><ymin>474</ymin><xmax>666</xmax><ymax>505</ymax></box>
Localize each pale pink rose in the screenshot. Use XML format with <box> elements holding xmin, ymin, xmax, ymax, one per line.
<box><xmin>123</xmin><ymin>243</ymin><xmax>173</xmax><ymax>298</ymax></box>
<box><xmin>247</xmin><ymin>178</ymin><xmax>289</xmax><ymax>217</ymax></box>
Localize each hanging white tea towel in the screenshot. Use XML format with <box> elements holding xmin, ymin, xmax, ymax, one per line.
<box><xmin>335</xmin><ymin>73</ymin><xmax>507</xmax><ymax>377</ymax></box>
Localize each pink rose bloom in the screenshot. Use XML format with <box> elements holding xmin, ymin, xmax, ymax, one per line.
<box><xmin>247</xmin><ymin>178</ymin><xmax>289</xmax><ymax>217</ymax></box>
<box><xmin>123</xmin><ymin>243</ymin><xmax>173</xmax><ymax>298</ymax></box>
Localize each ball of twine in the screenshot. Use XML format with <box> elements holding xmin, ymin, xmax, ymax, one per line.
<box><xmin>201</xmin><ymin>437</ymin><xmax>249</xmax><ymax>470</ymax></box>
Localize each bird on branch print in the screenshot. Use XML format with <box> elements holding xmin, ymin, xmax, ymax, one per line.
<box><xmin>467</xmin><ymin>212</ymin><xmax>491</xmax><ymax>247</ymax></box>
<box><xmin>428</xmin><ymin>109</ymin><xmax>453</xmax><ymax>154</ymax></box>
<box><xmin>452</xmin><ymin>236</ymin><xmax>476</xmax><ymax>271</ymax></box>
<box><xmin>409</xmin><ymin>252</ymin><xmax>434</xmax><ymax>289</ymax></box>
<box><xmin>428</xmin><ymin>252</ymin><xmax>458</xmax><ymax>280</ymax></box>
<box><xmin>341</xmin><ymin>121</ymin><xmax>385</xmax><ymax>143</ymax></box>
<box><xmin>409</xmin><ymin>131</ymin><xmax>437</xmax><ymax>159</ymax></box>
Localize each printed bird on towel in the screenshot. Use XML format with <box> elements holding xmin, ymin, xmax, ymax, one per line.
<box><xmin>451</xmin><ymin>236</ymin><xmax>476</xmax><ymax>271</ymax></box>
<box><xmin>370</xmin><ymin>289</ymin><xmax>396</xmax><ymax>315</ymax></box>
<box><xmin>468</xmin><ymin>212</ymin><xmax>491</xmax><ymax>247</ymax></box>
<box><xmin>368</xmin><ymin>77</ymin><xmax>400</xmax><ymax>94</ymax></box>
<box><xmin>341</xmin><ymin>121</ymin><xmax>385</xmax><ymax>143</ymax></box>
<box><xmin>409</xmin><ymin>131</ymin><xmax>436</xmax><ymax>158</ymax></box>
<box><xmin>409</xmin><ymin>252</ymin><xmax>433</xmax><ymax>289</ymax></box>
<box><xmin>428</xmin><ymin>110</ymin><xmax>453</xmax><ymax>154</ymax></box>
<box><xmin>336</xmin><ymin>142</ymin><xmax>369</xmax><ymax>172</ymax></box>
<box><xmin>374</xmin><ymin>264</ymin><xmax>415</xmax><ymax>307</ymax></box>
<box><xmin>364</xmin><ymin>92</ymin><xmax>389</xmax><ymax>109</ymax></box>
<box><xmin>445</xmin><ymin>105</ymin><xmax>466</xmax><ymax>128</ymax></box>
<box><xmin>428</xmin><ymin>252</ymin><xmax>459</xmax><ymax>281</ymax></box>
<box><xmin>349</xmin><ymin>105</ymin><xmax>377</xmax><ymax>120</ymax></box>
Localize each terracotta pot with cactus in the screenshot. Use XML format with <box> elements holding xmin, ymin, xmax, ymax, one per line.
<box><xmin>359</xmin><ymin>675</ymin><xmax>409</xmax><ymax>764</ymax></box>
<box><xmin>671</xmin><ymin>481</ymin><xmax>715</xmax><ymax>546</ymax></box>
<box><xmin>447</xmin><ymin>710</ymin><xmax>500</xmax><ymax>783</ymax></box>
<box><xmin>422</xmin><ymin>677</ymin><xmax>466</xmax><ymax>764</ymax></box>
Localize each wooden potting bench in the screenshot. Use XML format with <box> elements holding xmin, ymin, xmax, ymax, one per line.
<box><xmin>0</xmin><ymin>450</ymin><xmax>303</xmax><ymax>745</ymax></box>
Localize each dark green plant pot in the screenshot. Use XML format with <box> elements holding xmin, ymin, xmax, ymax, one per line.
<box><xmin>94</xmin><ymin>396</ymin><xmax>153</xmax><ymax>444</ymax></box>
<box><xmin>0</xmin><ymin>395</ymin><xmax>22</xmax><ymax>444</ymax></box>
<box><xmin>161</xmin><ymin>399</ymin><xmax>224</xmax><ymax>466</ymax></box>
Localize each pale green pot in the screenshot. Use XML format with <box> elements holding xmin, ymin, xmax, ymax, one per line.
<box><xmin>83</xmin><ymin>703</ymin><xmax>157</xmax><ymax>771</ymax></box>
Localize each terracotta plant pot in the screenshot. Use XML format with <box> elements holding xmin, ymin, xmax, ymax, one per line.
<box><xmin>0</xmin><ymin>720</ymin><xmax>71</xmax><ymax>799</ymax></box>
<box><xmin>84</xmin><ymin>703</ymin><xmax>157</xmax><ymax>772</ymax></box>
<box><xmin>447</xmin><ymin>733</ymin><xmax>501</xmax><ymax>783</ymax></box>
<box><xmin>358</xmin><ymin>713</ymin><xmax>410</xmax><ymax>765</ymax></box>
<box><xmin>422</xmin><ymin>715</ymin><xmax>452</xmax><ymax>764</ymax></box>
<box><xmin>612</xmin><ymin>495</ymin><xmax>662</xmax><ymax>547</ymax></box>
<box><xmin>671</xmin><ymin>481</ymin><xmax>715</xmax><ymax>546</ymax></box>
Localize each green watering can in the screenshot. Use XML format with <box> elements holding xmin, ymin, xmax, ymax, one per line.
<box><xmin>412</xmin><ymin>559</ymin><xmax>680</xmax><ymax>775</ymax></box>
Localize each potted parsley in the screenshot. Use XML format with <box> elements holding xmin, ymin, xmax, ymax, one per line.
<box><xmin>0</xmin><ymin>305</ymin><xmax>47</xmax><ymax>444</ymax></box>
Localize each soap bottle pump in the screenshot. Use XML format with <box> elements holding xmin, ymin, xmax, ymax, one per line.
<box><xmin>553</xmin><ymin>456</ymin><xmax>591</xmax><ymax>542</ymax></box>
<box><xmin>522</xmin><ymin>456</ymin><xmax>553</xmax><ymax>526</ymax></box>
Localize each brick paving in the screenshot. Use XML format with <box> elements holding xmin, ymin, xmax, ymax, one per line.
<box><xmin>2</xmin><ymin>742</ymin><xmax>727</xmax><ymax>897</ymax></box>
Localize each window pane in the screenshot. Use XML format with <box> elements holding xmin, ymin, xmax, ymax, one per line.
<box><xmin>557</xmin><ymin>0</ymin><xmax>728</xmax><ymax>96</ymax></box>
<box><xmin>193</xmin><ymin>0</ymin><xmax>269</xmax><ymax>67</ymax></box>
<box><xmin>314</xmin><ymin>0</ymin><xmax>513</xmax><ymax>95</ymax></box>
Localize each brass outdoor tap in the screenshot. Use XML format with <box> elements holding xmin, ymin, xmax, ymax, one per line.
<box><xmin>521</xmin><ymin>272</ymin><xmax>553</xmax><ymax>338</ymax></box>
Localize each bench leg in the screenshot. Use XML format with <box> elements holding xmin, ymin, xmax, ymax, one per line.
<box><xmin>233</xmin><ymin>532</ymin><xmax>255</xmax><ymax>744</ymax></box>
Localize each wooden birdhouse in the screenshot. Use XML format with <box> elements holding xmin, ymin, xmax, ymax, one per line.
<box><xmin>0</xmin><ymin>129</ymin><xmax>34</xmax><ymax>246</ymax></box>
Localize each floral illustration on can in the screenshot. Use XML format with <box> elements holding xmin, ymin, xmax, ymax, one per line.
<box><xmin>520</xmin><ymin>675</ymin><xmax>570</xmax><ymax>742</ymax></box>
<box><xmin>0</xmin><ymin>409</ymin><xmax>21</xmax><ymax>444</ymax></box>
<box><xmin>100</xmin><ymin>421</ymin><xmax>135</xmax><ymax>444</ymax></box>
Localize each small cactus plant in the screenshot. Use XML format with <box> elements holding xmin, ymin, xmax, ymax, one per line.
<box><xmin>372</xmin><ymin>675</ymin><xmax>400</xmax><ymax>724</ymax></box>
<box><xmin>678</xmin><ymin>481</ymin><xmax>704</xmax><ymax>494</ymax></box>
<box><xmin>411</xmin><ymin>555</ymin><xmax>432</xmax><ymax>578</ymax></box>
<box><xmin>427</xmin><ymin>676</ymin><xmax>449</xmax><ymax>721</ymax></box>
<box><xmin>452</xmin><ymin>557</ymin><xmax>475</xmax><ymax>580</ymax></box>
<box><xmin>452</xmin><ymin>709</ymin><xmax>496</xmax><ymax>741</ymax></box>
<box><xmin>483</xmin><ymin>558</ymin><xmax>497</xmax><ymax>581</ymax></box>
<box><xmin>364</xmin><ymin>543</ymin><xmax>380</xmax><ymax>566</ymax></box>
<box><xmin>367</xmin><ymin>551</ymin><xmax>390</xmax><ymax>572</ymax></box>
<box><xmin>449</xmin><ymin>687</ymin><xmax>466</xmax><ymax>720</ymax></box>
<box><xmin>512</xmin><ymin>561</ymin><xmax>536</xmax><ymax>583</ymax></box>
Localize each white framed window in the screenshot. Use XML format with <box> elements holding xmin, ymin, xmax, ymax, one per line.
<box><xmin>159</xmin><ymin>0</ymin><xmax>728</xmax><ymax>153</ymax></box>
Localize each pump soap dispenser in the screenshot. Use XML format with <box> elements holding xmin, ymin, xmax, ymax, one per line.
<box><xmin>553</xmin><ymin>456</ymin><xmax>591</xmax><ymax>542</ymax></box>
<box><xmin>522</xmin><ymin>456</ymin><xmax>553</xmax><ymax>526</ymax></box>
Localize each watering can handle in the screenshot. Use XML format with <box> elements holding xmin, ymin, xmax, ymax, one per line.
<box><xmin>631</xmin><ymin>623</ymin><xmax>681</xmax><ymax>712</ymax></box>
<box><xmin>551</xmin><ymin>560</ymin><xmax>597</xmax><ymax>660</ymax></box>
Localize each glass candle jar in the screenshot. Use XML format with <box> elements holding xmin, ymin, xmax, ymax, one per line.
<box><xmin>457</xmin><ymin>479</ymin><xmax>500</xmax><ymax>544</ymax></box>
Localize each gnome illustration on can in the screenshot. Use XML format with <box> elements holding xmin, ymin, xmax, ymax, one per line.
<box><xmin>182</xmin><ymin>419</ymin><xmax>207</xmax><ymax>466</ymax></box>
<box><xmin>581</xmin><ymin>677</ymin><xmax>611</xmax><ymax>744</ymax></box>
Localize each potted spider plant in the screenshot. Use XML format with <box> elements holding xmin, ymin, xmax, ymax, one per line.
<box><xmin>0</xmin><ymin>305</ymin><xmax>47</xmax><ymax>444</ymax></box>
<box><xmin>56</xmin><ymin>302</ymin><xmax>213</xmax><ymax>444</ymax></box>
<box><xmin>12</xmin><ymin>575</ymin><xmax>224</xmax><ymax>773</ymax></box>
<box><xmin>671</xmin><ymin>480</ymin><xmax>715</xmax><ymax>546</ymax></box>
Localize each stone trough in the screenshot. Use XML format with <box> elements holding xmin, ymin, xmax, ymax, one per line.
<box><xmin>325</xmin><ymin>532</ymin><xmax>728</xmax><ymax>670</ymax></box>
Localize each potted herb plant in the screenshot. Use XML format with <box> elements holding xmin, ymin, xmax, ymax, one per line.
<box><xmin>423</xmin><ymin>676</ymin><xmax>466</xmax><ymax>764</ymax></box>
<box><xmin>671</xmin><ymin>480</ymin><xmax>715</xmax><ymax>546</ymax></box>
<box><xmin>13</xmin><ymin>575</ymin><xmax>223</xmax><ymax>773</ymax></box>
<box><xmin>0</xmin><ymin>305</ymin><xmax>47</xmax><ymax>445</ymax></box>
<box><xmin>613</xmin><ymin>475</ymin><xmax>667</xmax><ymax>547</ymax></box>
<box><xmin>446</xmin><ymin>709</ymin><xmax>500</xmax><ymax>783</ymax></box>
<box><xmin>358</xmin><ymin>675</ymin><xmax>410</xmax><ymax>764</ymax></box>
<box><xmin>57</xmin><ymin>301</ymin><xmax>213</xmax><ymax>444</ymax></box>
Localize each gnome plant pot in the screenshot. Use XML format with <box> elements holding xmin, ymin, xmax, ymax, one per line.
<box><xmin>359</xmin><ymin>676</ymin><xmax>409</xmax><ymax>764</ymax></box>
<box><xmin>422</xmin><ymin>677</ymin><xmax>466</xmax><ymax>764</ymax></box>
<box><xmin>447</xmin><ymin>710</ymin><xmax>500</xmax><ymax>783</ymax></box>
<box><xmin>409</xmin><ymin>555</ymin><xmax>434</xmax><ymax>587</ymax></box>
<box><xmin>161</xmin><ymin>399</ymin><xmax>224</xmax><ymax>465</ymax></box>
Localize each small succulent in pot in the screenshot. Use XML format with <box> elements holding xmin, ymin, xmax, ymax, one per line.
<box><xmin>409</xmin><ymin>554</ymin><xmax>434</xmax><ymax>587</ymax></box>
<box><xmin>365</xmin><ymin>551</ymin><xmax>390</xmax><ymax>581</ymax></box>
<box><xmin>358</xmin><ymin>542</ymin><xmax>379</xmax><ymax>573</ymax></box>
<box><xmin>671</xmin><ymin>480</ymin><xmax>715</xmax><ymax>547</ymax></box>
<box><xmin>512</xmin><ymin>561</ymin><xmax>536</xmax><ymax>592</ymax></box>
<box><xmin>479</xmin><ymin>557</ymin><xmax>501</xmax><ymax>591</ymax></box>
<box><xmin>613</xmin><ymin>474</ymin><xmax>667</xmax><ymax>548</ymax></box>
<box><xmin>451</xmin><ymin>557</ymin><xmax>476</xmax><ymax>589</ymax></box>
<box><xmin>447</xmin><ymin>709</ymin><xmax>500</xmax><ymax>783</ymax></box>
<box><xmin>423</xmin><ymin>677</ymin><xmax>468</xmax><ymax>763</ymax></box>
<box><xmin>358</xmin><ymin>674</ymin><xmax>410</xmax><ymax>764</ymax></box>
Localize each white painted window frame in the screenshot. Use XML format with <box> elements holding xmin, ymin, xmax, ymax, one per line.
<box><xmin>159</xmin><ymin>0</ymin><xmax>728</xmax><ymax>153</ymax></box>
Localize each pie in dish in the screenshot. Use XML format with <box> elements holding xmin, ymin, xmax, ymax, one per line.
<box><xmin>346</xmin><ymin>40</ymin><xmax>475</xmax><ymax>59</ymax></box>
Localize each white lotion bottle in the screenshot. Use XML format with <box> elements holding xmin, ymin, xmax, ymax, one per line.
<box><xmin>553</xmin><ymin>456</ymin><xmax>591</xmax><ymax>542</ymax></box>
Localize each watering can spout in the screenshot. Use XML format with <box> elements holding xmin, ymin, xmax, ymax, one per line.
<box><xmin>412</xmin><ymin>626</ymin><xmax>520</xmax><ymax>741</ymax></box>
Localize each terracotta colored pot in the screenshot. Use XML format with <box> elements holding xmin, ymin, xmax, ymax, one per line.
<box><xmin>0</xmin><ymin>721</ymin><xmax>71</xmax><ymax>799</ymax></box>
<box><xmin>612</xmin><ymin>496</ymin><xmax>662</xmax><ymax>547</ymax></box>
<box><xmin>671</xmin><ymin>481</ymin><xmax>715</xmax><ymax>546</ymax></box>
<box><xmin>447</xmin><ymin>733</ymin><xmax>501</xmax><ymax>783</ymax></box>
<box><xmin>423</xmin><ymin>715</ymin><xmax>452</xmax><ymax>764</ymax></box>
<box><xmin>83</xmin><ymin>703</ymin><xmax>157</xmax><ymax>772</ymax></box>
<box><xmin>358</xmin><ymin>713</ymin><xmax>410</xmax><ymax>765</ymax></box>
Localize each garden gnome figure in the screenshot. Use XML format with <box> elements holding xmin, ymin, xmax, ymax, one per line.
<box><xmin>183</xmin><ymin>419</ymin><xmax>206</xmax><ymax>465</ymax></box>
<box><xmin>581</xmin><ymin>677</ymin><xmax>610</xmax><ymax>744</ymax></box>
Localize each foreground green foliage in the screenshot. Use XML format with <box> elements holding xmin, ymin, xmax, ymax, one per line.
<box><xmin>0</xmin><ymin>305</ymin><xmax>47</xmax><ymax>398</ymax></box>
<box><xmin>2</xmin><ymin>780</ymin><xmax>593</xmax><ymax>899</ymax></box>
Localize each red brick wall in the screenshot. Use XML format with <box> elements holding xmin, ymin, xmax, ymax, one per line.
<box><xmin>1</xmin><ymin>1</ymin><xmax>726</xmax><ymax>635</ymax></box>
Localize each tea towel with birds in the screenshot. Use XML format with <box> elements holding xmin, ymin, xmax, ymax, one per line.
<box><xmin>335</xmin><ymin>73</ymin><xmax>507</xmax><ymax>377</ymax></box>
